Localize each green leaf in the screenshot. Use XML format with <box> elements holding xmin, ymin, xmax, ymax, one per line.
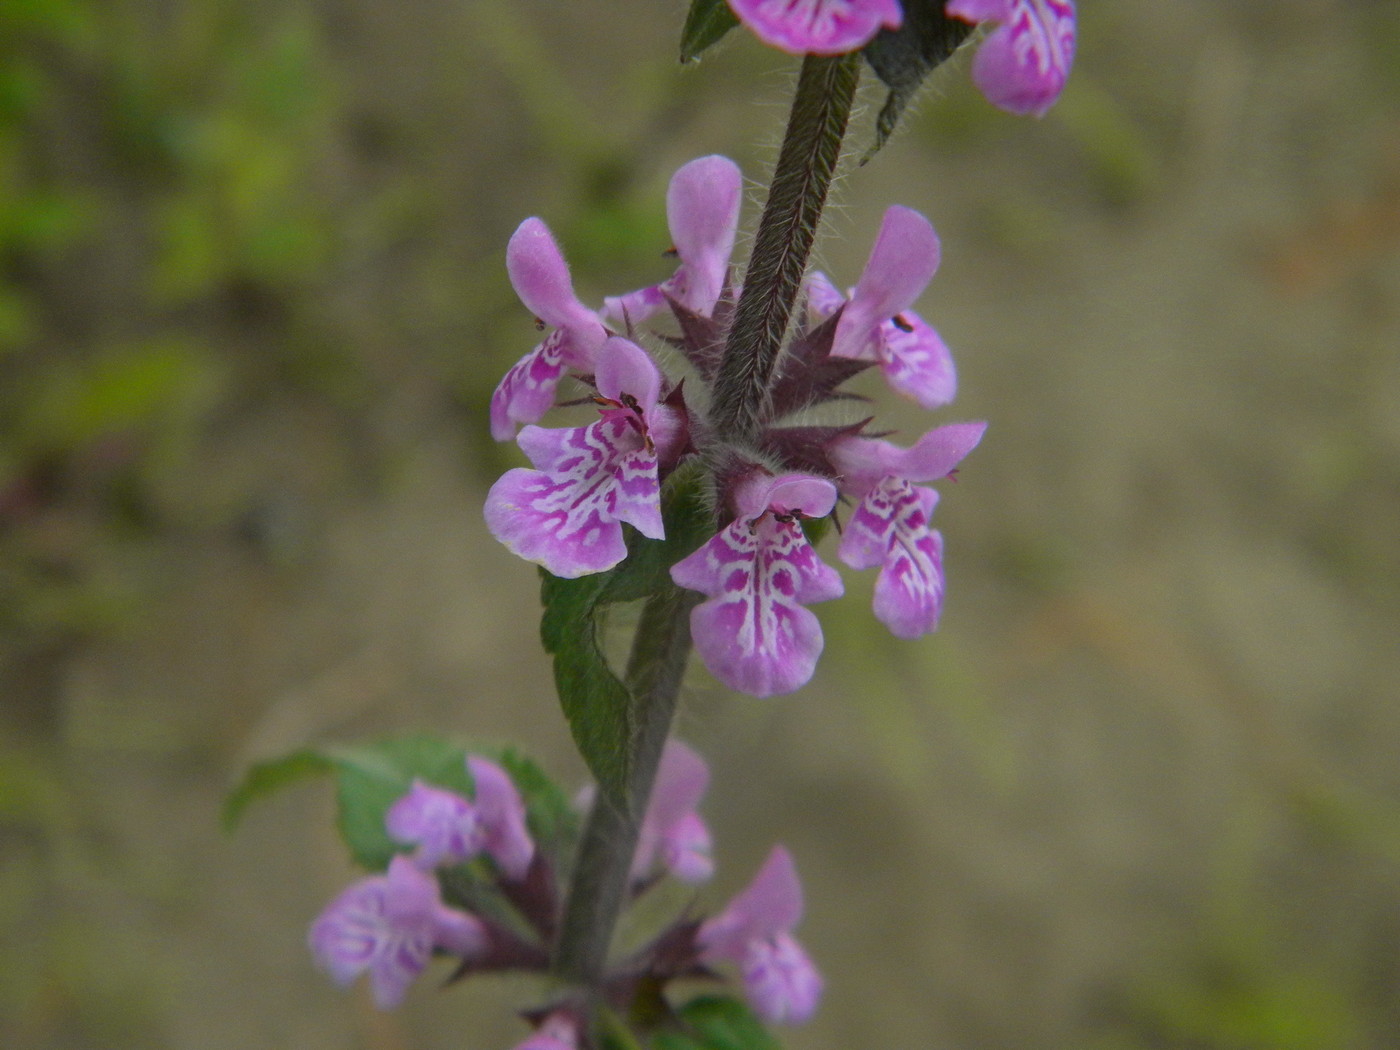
<box><xmin>491</xmin><ymin>745</ymin><xmax>582</xmax><ymax>861</ymax></box>
<box><xmin>540</xmin><ymin>567</ymin><xmax>633</xmax><ymax>806</ymax></box>
<box><xmin>221</xmin><ymin>748</ymin><xmax>332</xmax><ymax>831</ymax></box>
<box><xmin>223</xmin><ymin>735</ymin><xmax>474</xmax><ymax>868</ymax></box>
<box><xmin>651</xmin><ymin>995</ymin><xmax>781</xmax><ymax>1050</ymax></box>
<box><xmin>680</xmin><ymin>0</ymin><xmax>740</xmax><ymax>63</ymax></box>
<box><xmin>861</xmin><ymin>7</ymin><xmax>975</xmax><ymax>161</ymax></box>
<box><xmin>539</xmin><ymin>465</ymin><xmax>714</xmax><ymax>806</ymax></box>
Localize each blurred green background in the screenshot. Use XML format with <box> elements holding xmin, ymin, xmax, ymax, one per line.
<box><xmin>2</xmin><ymin>1</ymin><xmax>1399</xmax><ymax>1047</ymax></box>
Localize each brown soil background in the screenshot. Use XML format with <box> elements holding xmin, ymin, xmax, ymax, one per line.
<box><xmin>4</xmin><ymin>1</ymin><xmax>1400</xmax><ymax>1048</ymax></box>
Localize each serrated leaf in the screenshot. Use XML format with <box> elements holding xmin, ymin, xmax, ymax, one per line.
<box><xmin>861</xmin><ymin>4</ymin><xmax>975</xmax><ymax>160</ymax></box>
<box><xmin>652</xmin><ymin>995</ymin><xmax>782</xmax><ymax>1050</ymax></box>
<box><xmin>222</xmin><ymin>748</ymin><xmax>332</xmax><ymax>831</ymax></box>
<box><xmin>539</xmin><ymin>465</ymin><xmax>714</xmax><ymax>806</ymax></box>
<box><xmin>680</xmin><ymin>0</ymin><xmax>740</xmax><ymax>63</ymax></box>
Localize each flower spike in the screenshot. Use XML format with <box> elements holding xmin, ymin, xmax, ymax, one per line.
<box><xmin>491</xmin><ymin>218</ymin><xmax>609</xmax><ymax>440</ymax></box>
<box><xmin>728</xmin><ymin>0</ymin><xmax>903</xmax><ymax>56</ymax></box>
<box><xmin>947</xmin><ymin>0</ymin><xmax>1077</xmax><ymax>117</ymax></box>
<box><xmin>671</xmin><ymin>473</ymin><xmax>843</xmax><ymax>697</ymax></box>
<box><xmin>605</xmin><ymin>155</ymin><xmax>743</xmax><ymax>325</ymax></box>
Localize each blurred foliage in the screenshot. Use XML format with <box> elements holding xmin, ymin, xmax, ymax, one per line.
<box><xmin>0</xmin><ymin>0</ymin><xmax>349</xmax><ymax>657</ymax></box>
<box><xmin>0</xmin><ymin>3</ymin><xmax>347</xmax><ymax>1038</ymax></box>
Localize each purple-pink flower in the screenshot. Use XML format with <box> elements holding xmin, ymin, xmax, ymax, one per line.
<box><xmin>698</xmin><ymin>846</ymin><xmax>822</xmax><ymax>1025</ymax></box>
<box><xmin>604</xmin><ymin>155</ymin><xmax>742</xmax><ymax>326</ymax></box>
<box><xmin>830</xmin><ymin>422</ymin><xmax>986</xmax><ymax>638</ymax></box>
<box><xmin>947</xmin><ymin>0</ymin><xmax>1076</xmax><ymax>117</ymax></box>
<box><xmin>485</xmin><ymin>337</ymin><xmax>677</xmax><ymax>579</ymax></box>
<box><xmin>491</xmin><ymin>218</ymin><xmax>610</xmax><ymax>441</ymax></box>
<box><xmin>671</xmin><ymin>473</ymin><xmax>843</xmax><ymax>698</ymax></box>
<box><xmin>510</xmin><ymin>1013</ymin><xmax>579</xmax><ymax>1050</ymax></box>
<box><xmin>727</xmin><ymin>0</ymin><xmax>903</xmax><ymax>56</ymax></box>
<box><xmin>632</xmin><ymin>738</ymin><xmax>714</xmax><ymax>885</ymax></box>
<box><xmin>385</xmin><ymin>757</ymin><xmax>535</xmax><ymax>879</ymax></box>
<box><xmin>809</xmin><ymin>205</ymin><xmax>956</xmax><ymax>410</ymax></box>
<box><xmin>308</xmin><ymin>855</ymin><xmax>487</xmax><ymax>1009</ymax></box>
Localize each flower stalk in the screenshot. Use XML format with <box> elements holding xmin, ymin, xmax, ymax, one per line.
<box><xmin>553</xmin><ymin>50</ymin><xmax>861</xmax><ymax>998</ymax></box>
<box><xmin>552</xmin><ymin>584</ymin><xmax>702</xmax><ymax>986</ymax></box>
<box><xmin>709</xmin><ymin>52</ymin><xmax>860</xmax><ymax>446</ymax></box>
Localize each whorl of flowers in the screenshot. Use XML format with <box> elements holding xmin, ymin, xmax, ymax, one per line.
<box><xmin>485</xmin><ymin>156</ymin><xmax>985</xmax><ymax>697</ymax></box>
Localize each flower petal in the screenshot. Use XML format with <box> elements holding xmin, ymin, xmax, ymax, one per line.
<box><xmin>699</xmin><ymin>845</ymin><xmax>805</xmax><ymax>960</ymax></box>
<box><xmin>830</xmin><ymin>421</ymin><xmax>987</xmax><ymax>498</ymax></box>
<box><xmin>840</xmin><ymin>481</ymin><xmax>946</xmax><ymax>638</ymax></box>
<box><xmin>831</xmin><ymin>205</ymin><xmax>940</xmax><ymax>361</ymax></box>
<box><xmin>308</xmin><ymin>856</ymin><xmax>483</xmax><ymax>1010</ymax></box>
<box><xmin>666</xmin><ymin>155</ymin><xmax>742</xmax><ymax>316</ymax></box>
<box><xmin>633</xmin><ymin>739</ymin><xmax>714</xmax><ymax>883</ymax></box>
<box><xmin>485</xmin><ymin>415</ymin><xmax>662</xmax><ymax>578</ymax></box>
<box><xmin>385</xmin><ymin>779</ymin><xmax>483</xmax><ymax>870</ymax></box>
<box><xmin>948</xmin><ymin>0</ymin><xmax>1076</xmax><ymax>117</ymax></box>
<box><xmin>594</xmin><ymin>336</ymin><xmax>662</xmax><ymax>411</ymax></box>
<box><xmin>467</xmin><ymin>756</ymin><xmax>535</xmax><ymax>880</ymax></box>
<box><xmin>728</xmin><ymin>0</ymin><xmax>903</xmax><ymax>56</ymax></box>
<box><xmin>741</xmin><ymin>931</ymin><xmax>823</xmax><ymax>1025</ymax></box>
<box><xmin>672</xmin><ymin>510</ymin><xmax>842</xmax><ymax>697</ymax></box>
<box><xmin>876</xmin><ymin>310</ymin><xmax>957</xmax><ymax>408</ymax></box>
<box><xmin>490</xmin><ymin>334</ymin><xmax>571</xmax><ymax>441</ymax></box>
<box><xmin>507</xmin><ymin>218</ymin><xmax>601</xmax><ymax>332</ymax></box>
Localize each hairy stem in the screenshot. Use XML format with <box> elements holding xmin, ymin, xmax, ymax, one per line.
<box><xmin>553</xmin><ymin>583</ymin><xmax>701</xmax><ymax>986</ymax></box>
<box><xmin>709</xmin><ymin>51</ymin><xmax>860</xmax><ymax>445</ymax></box>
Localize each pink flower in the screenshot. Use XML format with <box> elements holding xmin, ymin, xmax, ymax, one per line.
<box><xmin>810</xmin><ymin>205</ymin><xmax>956</xmax><ymax>410</ymax></box>
<box><xmin>698</xmin><ymin>846</ymin><xmax>822</xmax><ymax>1025</ymax></box>
<box><xmin>946</xmin><ymin>0</ymin><xmax>1076</xmax><ymax>117</ymax></box>
<box><xmin>467</xmin><ymin>756</ymin><xmax>536</xmax><ymax>880</ymax></box>
<box><xmin>671</xmin><ymin>473</ymin><xmax>843</xmax><ymax>698</ymax></box>
<box><xmin>728</xmin><ymin>0</ymin><xmax>903</xmax><ymax>56</ymax></box>
<box><xmin>632</xmin><ymin>739</ymin><xmax>714</xmax><ymax>885</ymax></box>
<box><xmin>510</xmin><ymin>1013</ymin><xmax>579</xmax><ymax>1050</ymax></box>
<box><xmin>829</xmin><ymin>422</ymin><xmax>986</xmax><ymax>638</ymax></box>
<box><xmin>385</xmin><ymin>758</ymin><xmax>535</xmax><ymax>879</ymax></box>
<box><xmin>604</xmin><ymin>155</ymin><xmax>742</xmax><ymax>325</ymax></box>
<box><xmin>485</xmin><ymin>338</ymin><xmax>676</xmax><ymax>578</ymax></box>
<box><xmin>491</xmin><ymin>218</ymin><xmax>609</xmax><ymax>440</ymax></box>
<box><xmin>308</xmin><ymin>855</ymin><xmax>487</xmax><ymax>1009</ymax></box>
<box><xmin>386</xmin><ymin>779</ymin><xmax>483</xmax><ymax>871</ymax></box>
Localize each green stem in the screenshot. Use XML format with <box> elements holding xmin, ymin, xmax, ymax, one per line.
<box><xmin>552</xmin><ymin>584</ymin><xmax>701</xmax><ymax>986</ymax></box>
<box><xmin>709</xmin><ymin>51</ymin><xmax>861</xmax><ymax>445</ymax></box>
